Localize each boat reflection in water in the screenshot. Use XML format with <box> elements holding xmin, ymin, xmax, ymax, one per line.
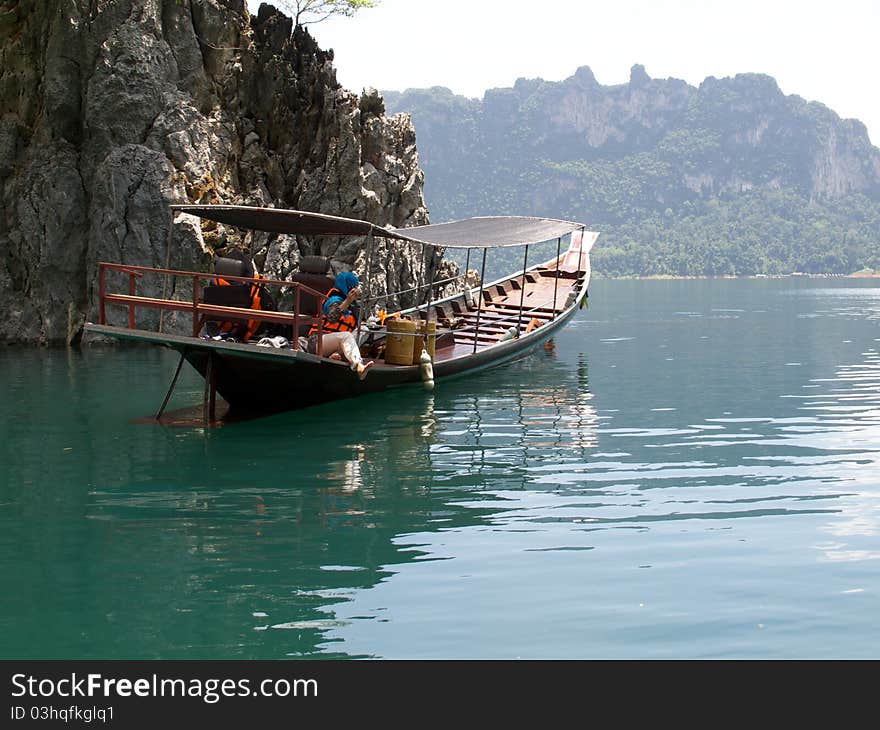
<box><xmin>197</xmin><ymin>351</ymin><xmax>596</xmax><ymax>657</ymax></box>
<box><xmin>238</xmin><ymin>350</ymin><xmax>599</xmax><ymax>657</ymax></box>
<box><xmin>57</xmin><ymin>342</ymin><xmax>597</xmax><ymax>658</ymax></box>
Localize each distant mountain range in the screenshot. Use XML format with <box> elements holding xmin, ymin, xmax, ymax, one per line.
<box><xmin>384</xmin><ymin>66</ymin><xmax>880</xmax><ymax>277</ymax></box>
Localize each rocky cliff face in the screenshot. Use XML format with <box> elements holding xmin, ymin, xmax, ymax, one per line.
<box><xmin>0</xmin><ymin>0</ymin><xmax>433</xmax><ymax>344</ymax></box>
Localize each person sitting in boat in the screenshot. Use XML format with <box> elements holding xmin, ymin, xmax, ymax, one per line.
<box><xmin>307</xmin><ymin>271</ymin><xmax>374</xmax><ymax>380</ymax></box>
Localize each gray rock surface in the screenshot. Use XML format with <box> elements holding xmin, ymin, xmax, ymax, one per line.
<box><xmin>0</xmin><ymin>0</ymin><xmax>437</xmax><ymax>344</ymax></box>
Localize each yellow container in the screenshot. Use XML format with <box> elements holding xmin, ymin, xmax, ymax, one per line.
<box><xmin>384</xmin><ymin>318</ymin><xmax>417</xmax><ymax>365</ymax></box>
<box><xmin>412</xmin><ymin>320</ymin><xmax>437</xmax><ymax>364</ymax></box>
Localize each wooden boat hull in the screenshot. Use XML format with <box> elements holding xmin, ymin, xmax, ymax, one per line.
<box><xmin>86</xmin><ymin>301</ymin><xmax>578</xmax><ymax>414</ymax></box>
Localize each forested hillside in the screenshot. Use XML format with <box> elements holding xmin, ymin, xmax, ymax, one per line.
<box><xmin>384</xmin><ymin>67</ymin><xmax>880</xmax><ymax>277</ymax></box>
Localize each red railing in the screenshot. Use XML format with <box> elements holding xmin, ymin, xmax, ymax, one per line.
<box><xmin>96</xmin><ymin>262</ymin><xmax>326</xmax><ymax>351</ymax></box>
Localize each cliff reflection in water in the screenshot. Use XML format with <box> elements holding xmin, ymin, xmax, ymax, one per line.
<box><xmin>11</xmin><ymin>344</ymin><xmax>596</xmax><ymax>658</ymax></box>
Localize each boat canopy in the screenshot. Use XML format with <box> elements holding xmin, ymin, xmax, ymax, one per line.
<box><xmin>387</xmin><ymin>216</ymin><xmax>584</xmax><ymax>249</ymax></box>
<box><xmin>171</xmin><ymin>205</ymin><xmax>584</xmax><ymax>249</ymax></box>
<box><xmin>170</xmin><ymin>205</ymin><xmax>412</xmax><ymax>242</ymax></box>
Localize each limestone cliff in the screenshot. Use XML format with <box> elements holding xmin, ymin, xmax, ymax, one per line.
<box><xmin>386</xmin><ymin>65</ymin><xmax>880</xmax><ymax>212</ymax></box>
<box><xmin>0</xmin><ymin>0</ymin><xmax>433</xmax><ymax>344</ymax></box>
<box><xmin>384</xmin><ymin>65</ymin><xmax>880</xmax><ymax>276</ymax></box>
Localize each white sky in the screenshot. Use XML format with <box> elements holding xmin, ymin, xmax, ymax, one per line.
<box><xmin>255</xmin><ymin>0</ymin><xmax>878</xmax><ymax>145</ymax></box>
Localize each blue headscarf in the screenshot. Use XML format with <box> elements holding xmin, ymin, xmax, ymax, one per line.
<box><xmin>323</xmin><ymin>271</ymin><xmax>360</xmax><ymax>316</ymax></box>
<box><xmin>334</xmin><ymin>271</ymin><xmax>359</xmax><ymax>297</ymax></box>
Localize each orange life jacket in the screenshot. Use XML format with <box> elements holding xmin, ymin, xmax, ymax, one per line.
<box><xmin>211</xmin><ymin>273</ymin><xmax>265</xmax><ymax>343</ymax></box>
<box><xmin>308</xmin><ymin>288</ymin><xmax>356</xmax><ymax>336</ymax></box>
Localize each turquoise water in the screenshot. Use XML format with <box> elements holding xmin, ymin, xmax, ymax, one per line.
<box><xmin>2</xmin><ymin>277</ymin><xmax>880</xmax><ymax>658</ymax></box>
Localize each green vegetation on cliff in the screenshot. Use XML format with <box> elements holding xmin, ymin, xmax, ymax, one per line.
<box><xmin>384</xmin><ymin>68</ymin><xmax>880</xmax><ymax>277</ymax></box>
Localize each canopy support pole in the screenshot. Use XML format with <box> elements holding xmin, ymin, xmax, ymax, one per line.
<box><xmin>359</xmin><ymin>230</ymin><xmax>374</xmax><ymax>332</ymax></box>
<box><xmin>155</xmin><ymin>348</ymin><xmax>187</xmax><ymax>421</ymax></box>
<box><xmin>473</xmin><ymin>248</ymin><xmax>488</xmax><ymax>354</ymax></box>
<box><xmin>159</xmin><ymin>208</ymin><xmax>174</xmax><ymax>334</ymax></box>
<box><xmin>552</xmin><ymin>236</ymin><xmax>561</xmax><ymax>320</ymax></box>
<box><xmin>463</xmin><ymin>247</ymin><xmax>474</xmax><ymax>307</ymax></box>
<box><xmin>424</xmin><ymin>243</ymin><xmax>434</xmax><ymax>323</ymax></box>
<box><xmin>515</xmin><ymin>245</ymin><xmax>529</xmax><ymax>336</ymax></box>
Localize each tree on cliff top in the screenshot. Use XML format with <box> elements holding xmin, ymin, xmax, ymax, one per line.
<box><xmin>275</xmin><ymin>0</ymin><xmax>379</xmax><ymax>26</ymax></box>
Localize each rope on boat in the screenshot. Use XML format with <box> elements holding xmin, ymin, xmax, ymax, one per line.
<box><xmin>357</xmin><ymin>270</ymin><xmax>474</xmax><ymax>313</ymax></box>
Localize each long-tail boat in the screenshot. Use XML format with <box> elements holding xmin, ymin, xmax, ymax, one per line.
<box><xmin>85</xmin><ymin>205</ymin><xmax>598</xmax><ymax>420</ymax></box>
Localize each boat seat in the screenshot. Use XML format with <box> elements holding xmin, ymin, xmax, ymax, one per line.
<box><xmin>213</xmin><ymin>256</ymin><xmax>253</xmax><ymax>280</ymax></box>
<box><xmin>202</xmin><ymin>256</ymin><xmax>258</xmax><ymax>339</ymax></box>
<box><xmin>434</xmin><ymin>330</ymin><xmax>456</xmax><ymax>350</ymax></box>
<box><xmin>508</xmin><ymin>277</ymin><xmax>536</xmax><ymax>290</ymax></box>
<box><xmin>290</xmin><ymin>255</ymin><xmax>334</xmax><ymax>336</ymax></box>
<box><xmin>203</xmin><ymin>257</ymin><xmax>256</xmax><ymax>309</ymax></box>
<box><xmin>203</xmin><ymin>284</ymin><xmax>253</xmax><ymax>308</ymax></box>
